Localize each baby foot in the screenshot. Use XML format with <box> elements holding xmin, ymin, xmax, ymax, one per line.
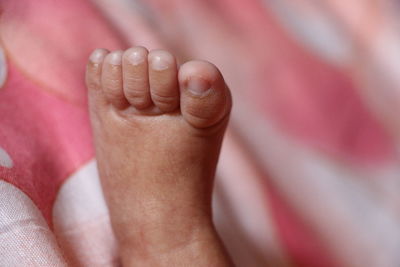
<box><xmin>86</xmin><ymin>47</ymin><xmax>232</xmax><ymax>266</ymax></box>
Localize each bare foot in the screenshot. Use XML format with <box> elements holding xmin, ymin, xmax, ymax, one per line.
<box><xmin>86</xmin><ymin>47</ymin><xmax>232</xmax><ymax>266</ymax></box>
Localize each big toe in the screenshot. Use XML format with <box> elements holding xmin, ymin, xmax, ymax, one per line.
<box><xmin>179</xmin><ymin>60</ymin><xmax>232</xmax><ymax>129</ymax></box>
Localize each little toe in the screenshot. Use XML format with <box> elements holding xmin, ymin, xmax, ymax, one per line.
<box><xmin>86</xmin><ymin>48</ymin><xmax>110</xmax><ymax>109</ymax></box>
<box><xmin>86</xmin><ymin>48</ymin><xmax>109</xmax><ymax>91</ymax></box>
<box><xmin>179</xmin><ymin>60</ymin><xmax>232</xmax><ymax>129</ymax></box>
<box><xmin>101</xmin><ymin>50</ymin><xmax>128</xmax><ymax>108</ymax></box>
<box><xmin>122</xmin><ymin>47</ymin><xmax>152</xmax><ymax>110</ymax></box>
<box><xmin>148</xmin><ymin>50</ymin><xmax>179</xmax><ymax>113</ymax></box>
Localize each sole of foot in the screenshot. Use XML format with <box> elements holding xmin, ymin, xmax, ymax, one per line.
<box><xmin>86</xmin><ymin>46</ymin><xmax>232</xmax><ymax>266</ymax></box>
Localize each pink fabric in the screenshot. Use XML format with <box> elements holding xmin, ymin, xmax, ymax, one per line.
<box><xmin>1</xmin><ymin>0</ymin><xmax>400</xmax><ymax>266</ymax></box>
<box><xmin>0</xmin><ymin>0</ymin><xmax>125</xmax><ymax>224</ymax></box>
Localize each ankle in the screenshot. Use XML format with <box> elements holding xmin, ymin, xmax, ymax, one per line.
<box><xmin>119</xmin><ymin>222</ymin><xmax>232</xmax><ymax>267</ymax></box>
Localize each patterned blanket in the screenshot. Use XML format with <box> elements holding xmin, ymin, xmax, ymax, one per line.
<box><xmin>1</xmin><ymin>0</ymin><xmax>399</xmax><ymax>266</ymax></box>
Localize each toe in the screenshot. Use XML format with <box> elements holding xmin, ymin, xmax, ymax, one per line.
<box><xmin>101</xmin><ymin>50</ymin><xmax>128</xmax><ymax>108</ymax></box>
<box><xmin>86</xmin><ymin>48</ymin><xmax>109</xmax><ymax>108</ymax></box>
<box><xmin>178</xmin><ymin>60</ymin><xmax>232</xmax><ymax>128</ymax></box>
<box><xmin>122</xmin><ymin>47</ymin><xmax>152</xmax><ymax>110</ymax></box>
<box><xmin>86</xmin><ymin>48</ymin><xmax>109</xmax><ymax>92</ymax></box>
<box><xmin>148</xmin><ymin>50</ymin><xmax>179</xmax><ymax>113</ymax></box>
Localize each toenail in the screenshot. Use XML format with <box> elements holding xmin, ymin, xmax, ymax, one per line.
<box><xmin>127</xmin><ymin>51</ymin><xmax>145</xmax><ymax>65</ymax></box>
<box><xmin>90</xmin><ymin>49</ymin><xmax>107</xmax><ymax>64</ymax></box>
<box><xmin>150</xmin><ymin>55</ymin><xmax>171</xmax><ymax>71</ymax></box>
<box><xmin>186</xmin><ymin>77</ymin><xmax>211</xmax><ymax>96</ymax></box>
<box><xmin>108</xmin><ymin>51</ymin><xmax>123</xmax><ymax>65</ymax></box>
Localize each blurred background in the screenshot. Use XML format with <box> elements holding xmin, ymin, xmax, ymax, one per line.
<box><xmin>1</xmin><ymin>0</ymin><xmax>400</xmax><ymax>266</ymax></box>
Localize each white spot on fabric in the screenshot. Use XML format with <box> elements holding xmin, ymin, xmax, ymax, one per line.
<box><xmin>0</xmin><ymin>147</ymin><xmax>13</xmax><ymax>168</ymax></box>
<box><xmin>53</xmin><ymin>160</ymin><xmax>119</xmax><ymax>266</ymax></box>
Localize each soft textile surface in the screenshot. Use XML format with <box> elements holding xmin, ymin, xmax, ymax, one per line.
<box><xmin>1</xmin><ymin>0</ymin><xmax>400</xmax><ymax>266</ymax></box>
